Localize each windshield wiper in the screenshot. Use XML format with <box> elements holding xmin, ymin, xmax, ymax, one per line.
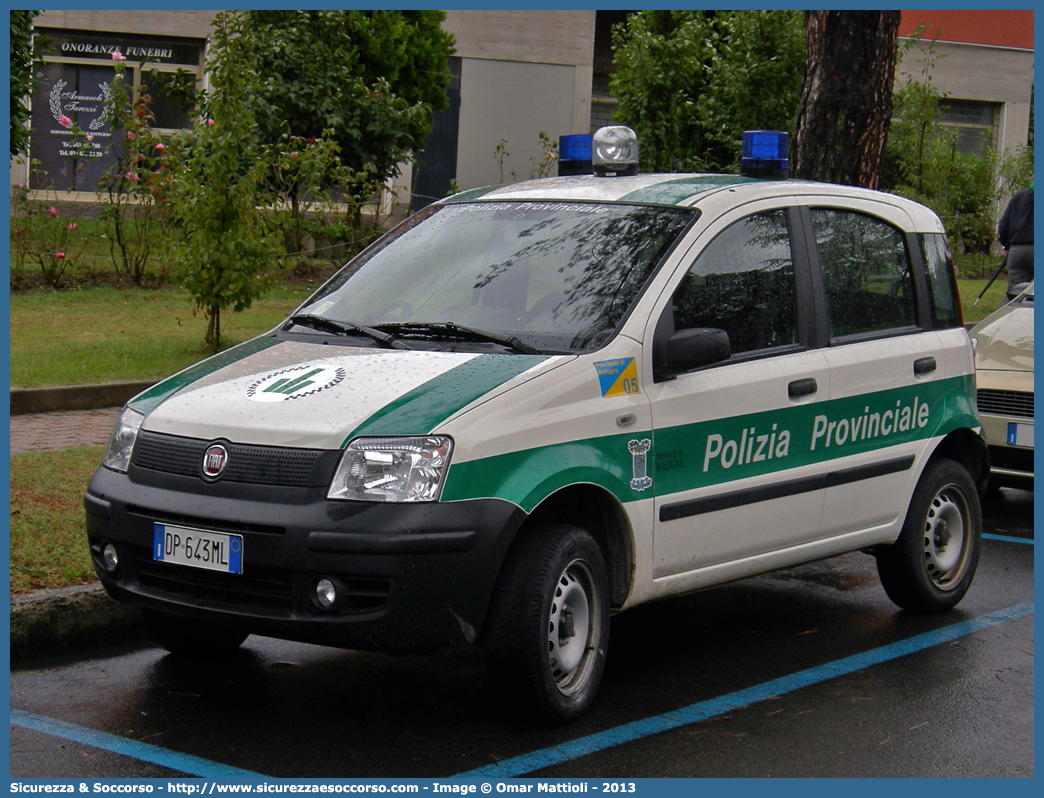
<box><xmin>377</xmin><ymin>322</ymin><xmax>541</xmax><ymax>355</ymax></box>
<box><xmin>285</xmin><ymin>314</ymin><xmax>411</xmax><ymax>350</ymax></box>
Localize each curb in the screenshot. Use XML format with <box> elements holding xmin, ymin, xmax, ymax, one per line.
<box><xmin>10</xmin><ymin>380</ymin><xmax>156</xmax><ymax>416</ymax></box>
<box><xmin>10</xmin><ymin>583</ymin><xmax>145</xmax><ymax>661</ymax></box>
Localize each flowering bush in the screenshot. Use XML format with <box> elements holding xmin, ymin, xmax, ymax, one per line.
<box><xmin>10</xmin><ymin>172</ymin><xmax>90</xmax><ymax>289</ymax></box>
<box><xmin>95</xmin><ymin>56</ymin><xmax>173</xmax><ymax>285</ymax></box>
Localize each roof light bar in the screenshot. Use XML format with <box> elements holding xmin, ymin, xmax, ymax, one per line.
<box><xmin>558</xmin><ymin>133</ymin><xmax>593</xmax><ymax>176</ymax></box>
<box><xmin>592</xmin><ymin>126</ymin><xmax>639</xmax><ymax>177</ymax></box>
<box><xmin>740</xmin><ymin>130</ymin><xmax>789</xmax><ymax>180</ymax></box>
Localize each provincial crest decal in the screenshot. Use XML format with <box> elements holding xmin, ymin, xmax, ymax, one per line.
<box><xmin>628</xmin><ymin>438</ymin><xmax>653</xmax><ymax>491</ymax></box>
<box><xmin>247</xmin><ymin>365</ymin><xmax>346</xmax><ymax>402</ymax></box>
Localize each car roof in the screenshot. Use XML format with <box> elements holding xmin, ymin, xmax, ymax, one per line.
<box><xmin>444</xmin><ymin>173</ymin><xmax>945</xmax><ymax>232</ymax></box>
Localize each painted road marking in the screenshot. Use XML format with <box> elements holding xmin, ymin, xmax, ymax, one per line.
<box><xmin>457</xmin><ymin>601</ymin><xmax>1034</xmax><ymax>778</ymax></box>
<box><xmin>983</xmin><ymin>533</ymin><xmax>1034</xmax><ymax>544</ymax></box>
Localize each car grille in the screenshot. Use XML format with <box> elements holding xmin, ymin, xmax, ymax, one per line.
<box><xmin>977</xmin><ymin>389</ymin><xmax>1034</xmax><ymax>419</ymax></box>
<box><xmin>132</xmin><ymin>545</ymin><xmax>296</xmax><ymax>613</ymax></box>
<box><xmin>988</xmin><ymin>445</ymin><xmax>1034</xmax><ymax>475</ymax></box>
<box><xmin>129</xmin><ymin>545</ymin><xmax>393</xmax><ymax>615</ymax></box>
<box><xmin>132</xmin><ymin>431</ymin><xmax>329</xmax><ymax>487</ymax></box>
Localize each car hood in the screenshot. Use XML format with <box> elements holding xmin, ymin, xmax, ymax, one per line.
<box><xmin>972</xmin><ymin>305</ymin><xmax>1034</xmax><ymax>373</ymax></box>
<box><xmin>130</xmin><ymin>337</ymin><xmax>558</xmax><ymax>449</ymax></box>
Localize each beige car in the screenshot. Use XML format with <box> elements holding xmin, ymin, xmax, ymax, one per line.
<box><xmin>972</xmin><ymin>282</ymin><xmax>1034</xmax><ymax>490</ymax></box>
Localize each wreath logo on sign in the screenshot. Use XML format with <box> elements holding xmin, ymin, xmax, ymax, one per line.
<box><xmin>49</xmin><ymin>79</ymin><xmax>111</xmax><ymax>131</ymax></box>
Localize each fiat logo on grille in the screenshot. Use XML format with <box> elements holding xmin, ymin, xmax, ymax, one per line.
<box><xmin>202</xmin><ymin>444</ymin><xmax>229</xmax><ymax>480</ymax></box>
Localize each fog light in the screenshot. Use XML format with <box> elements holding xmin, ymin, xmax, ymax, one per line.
<box><xmin>316</xmin><ymin>578</ymin><xmax>337</xmax><ymax>609</ymax></box>
<box><xmin>102</xmin><ymin>543</ymin><xmax>119</xmax><ymax>572</ymax></box>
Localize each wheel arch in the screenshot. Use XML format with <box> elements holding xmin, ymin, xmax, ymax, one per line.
<box><xmin>929</xmin><ymin>428</ymin><xmax>991</xmax><ymax>494</ymax></box>
<box><xmin>506</xmin><ymin>484</ymin><xmax>634</xmax><ymax>610</ymax></box>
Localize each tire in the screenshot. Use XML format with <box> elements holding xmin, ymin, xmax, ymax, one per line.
<box><xmin>482</xmin><ymin>523</ymin><xmax>610</xmax><ymax>725</ymax></box>
<box><xmin>876</xmin><ymin>458</ymin><xmax>981</xmax><ymax>613</ymax></box>
<box><xmin>141</xmin><ymin>608</ymin><xmax>249</xmax><ymax>655</ymax></box>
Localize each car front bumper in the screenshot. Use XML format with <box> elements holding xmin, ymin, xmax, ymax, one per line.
<box><xmin>84</xmin><ymin>463</ymin><xmax>526</xmax><ymax>652</ymax></box>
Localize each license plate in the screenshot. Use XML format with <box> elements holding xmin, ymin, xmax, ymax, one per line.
<box><xmin>153</xmin><ymin>523</ymin><xmax>243</xmax><ymax>574</ymax></box>
<box><xmin>1007</xmin><ymin>422</ymin><xmax>1034</xmax><ymax>448</ymax></box>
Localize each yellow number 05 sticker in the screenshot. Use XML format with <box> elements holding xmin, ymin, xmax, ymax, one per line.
<box><xmin>594</xmin><ymin>358</ymin><xmax>641</xmax><ymax>397</ymax></box>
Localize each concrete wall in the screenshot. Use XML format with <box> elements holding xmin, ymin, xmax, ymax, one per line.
<box><xmin>34</xmin><ymin>9</ymin><xmax>216</xmax><ymax>39</ymax></box>
<box><xmin>444</xmin><ymin>10</ymin><xmax>596</xmax><ymax>189</ymax></box>
<box><xmin>897</xmin><ymin>39</ymin><xmax>1034</xmax><ymax>156</ymax></box>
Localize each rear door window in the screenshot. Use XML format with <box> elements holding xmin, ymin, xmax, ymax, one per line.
<box><xmin>810</xmin><ymin>209</ymin><xmax>917</xmax><ymax>340</ymax></box>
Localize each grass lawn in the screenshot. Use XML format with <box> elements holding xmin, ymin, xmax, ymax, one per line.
<box><xmin>9</xmin><ymin>283</ymin><xmax>318</xmax><ymax>387</ymax></box>
<box><xmin>10</xmin><ymin>446</ymin><xmax>105</xmax><ymax>594</ymax></box>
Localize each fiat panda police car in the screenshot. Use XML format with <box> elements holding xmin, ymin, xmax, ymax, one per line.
<box><xmin>86</xmin><ymin>128</ymin><xmax>988</xmax><ymax>724</ymax></box>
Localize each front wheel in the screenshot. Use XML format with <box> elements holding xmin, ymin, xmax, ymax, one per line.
<box><xmin>482</xmin><ymin>524</ymin><xmax>610</xmax><ymax>725</ymax></box>
<box><xmin>876</xmin><ymin>458</ymin><xmax>981</xmax><ymax>613</ymax></box>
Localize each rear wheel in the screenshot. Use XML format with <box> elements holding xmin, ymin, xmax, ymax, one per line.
<box><xmin>876</xmin><ymin>458</ymin><xmax>981</xmax><ymax>613</ymax></box>
<box><xmin>482</xmin><ymin>523</ymin><xmax>610</xmax><ymax>725</ymax></box>
<box><xmin>141</xmin><ymin>608</ymin><xmax>249</xmax><ymax>655</ymax></box>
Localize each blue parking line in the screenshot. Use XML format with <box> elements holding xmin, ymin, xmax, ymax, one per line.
<box><xmin>983</xmin><ymin>533</ymin><xmax>1034</xmax><ymax>544</ymax></box>
<box><xmin>9</xmin><ymin>708</ymin><xmax>266</xmax><ymax>778</ymax></box>
<box><xmin>457</xmin><ymin>601</ymin><xmax>1034</xmax><ymax>779</ymax></box>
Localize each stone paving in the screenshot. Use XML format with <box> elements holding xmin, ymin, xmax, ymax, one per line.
<box><xmin>9</xmin><ymin>407</ymin><xmax>122</xmax><ymax>454</ymax></box>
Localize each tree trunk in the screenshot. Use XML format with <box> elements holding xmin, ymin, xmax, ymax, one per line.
<box><xmin>791</xmin><ymin>10</ymin><xmax>900</xmax><ymax>189</ymax></box>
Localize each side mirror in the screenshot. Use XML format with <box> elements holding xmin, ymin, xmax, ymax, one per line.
<box><xmin>657</xmin><ymin>328</ymin><xmax>731</xmax><ymax>380</ymax></box>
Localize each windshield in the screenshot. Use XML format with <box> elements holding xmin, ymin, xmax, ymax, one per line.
<box><xmin>292</xmin><ymin>201</ymin><xmax>694</xmax><ymax>353</ymax></box>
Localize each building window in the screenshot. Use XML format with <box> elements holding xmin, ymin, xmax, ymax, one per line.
<box><xmin>29</xmin><ymin>29</ymin><xmax>203</xmax><ymax>192</ymax></box>
<box><xmin>938</xmin><ymin>99</ymin><xmax>999</xmax><ymax>155</ymax></box>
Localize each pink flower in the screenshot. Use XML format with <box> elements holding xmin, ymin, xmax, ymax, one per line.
<box><xmin>67</xmin><ymin>223</ymin><xmax>78</xmax><ymax>231</ymax></box>
<box><xmin>59</xmin><ymin>115</ymin><xmax>72</xmax><ymax>128</ymax></box>
<box><xmin>125</xmin><ymin>171</ymin><xmax>139</xmax><ymax>183</ymax></box>
<box><xmin>86</xmin><ymin>134</ymin><xmax>94</xmax><ymax>143</ymax></box>
<box><xmin>125</xmin><ymin>131</ymin><xmax>136</xmax><ymax>141</ymax></box>
<box><xmin>207</xmin><ymin>119</ymin><xmax>215</xmax><ymax>127</ymax></box>
<box><xmin>155</xmin><ymin>142</ymin><xmax>166</xmax><ymax>151</ymax></box>
<box><xmin>112</xmin><ymin>51</ymin><xmax>126</xmax><ymax>61</ymax></box>
<box><xmin>54</xmin><ymin>252</ymin><xmax>65</xmax><ymax>260</ymax></box>
<box><xmin>48</xmin><ymin>206</ymin><xmax>58</xmax><ymax>216</ymax></box>
<box><xmin>289</xmin><ymin>152</ymin><xmax>299</xmax><ymax>161</ymax></box>
<box><xmin>17</xmin><ymin>184</ymin><xmax>24</xmax><ymax>190</ymax></box>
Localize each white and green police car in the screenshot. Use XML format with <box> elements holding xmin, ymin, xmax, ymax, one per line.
<box><xmin>86</xmin><ymin>128</ymin><xmax>988</xmax><ymax>724</ymax></box>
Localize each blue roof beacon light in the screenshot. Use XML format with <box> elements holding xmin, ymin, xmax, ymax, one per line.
<box><xmin>740</xmin><ymin>130</ymin><xmax>789</xmax><ymax>180</ymax></box>
<box><xmin>558</xmin><ymin>133</ymin><xmax>593</xmax><ymax>176</ymax></box>
<box><xmin>592</xmin><ymin>126</ymin><xmax>640</xmax><ymax>176</ymax></box>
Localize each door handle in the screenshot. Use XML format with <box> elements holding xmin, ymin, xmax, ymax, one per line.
<box><xmin>914</xmin><ymin>357</ymin><xmax>937</xmax><ymax>375</ymax></box>
<box><xmin>788</xmin><ymin>378</ymin><xmax>818</xmax><ymax>399</ymax></box>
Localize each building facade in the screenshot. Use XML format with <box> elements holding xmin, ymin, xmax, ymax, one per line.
<box><xmin>11</xmin><ymin>10</ymin><xmax>1034</xmax><ymax>207</ymax></box>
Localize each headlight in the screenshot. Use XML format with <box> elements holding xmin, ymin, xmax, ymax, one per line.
<box><xmin>328</xmin><ymin>436</ymin><xmax>453</xmax><ymax>503</ymax></box>
<box><xmin>102</xmin><ymin>407</ymin><xmax>145</xmax><ymax>473</ymax></box>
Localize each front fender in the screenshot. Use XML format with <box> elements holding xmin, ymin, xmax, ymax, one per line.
<box><xmin>441</xmin><ymin>434</ymin><xmax>651</xmax><ymax>513</ymax></box>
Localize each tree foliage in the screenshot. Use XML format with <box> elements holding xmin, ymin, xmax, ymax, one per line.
<box><xmin>791</xmin><ymin>11</ymin><xmax>901</xmax><ymax>189</ymax></box>
<box><xmin>10</xmin><ymin>10</ymin><xmax>40</xmax><ymax>157</ymax></box>
<box><xmin>164</xmin><ymin>11</ymin><xmax>278</xmax><ymax>354</ymax></box>
<box><xmin>610</xmin><ymin>10</ymin><xmax>804</xmax><ymax>173</ymax></box>
<box><xmin>240</xmin><ymin>10</ymin><xmax>455</xmax><ymax>184</ymax></box>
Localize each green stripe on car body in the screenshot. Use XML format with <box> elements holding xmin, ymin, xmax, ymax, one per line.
<box><xmin>129</xmin><ymin>337</ymin><xmax>282</xmax><ymax>416</ymax></box>
<box><xmin>619</xmin><ymin>175</ymin><xmax>757</xmax><ymax>206</ymax></box>
<box><xmin>345</xmin><ymin>354</ymin><xmax>552</xmax><ymax>444</ymax></box>
<box><xmin>444</xmin><ymin>185</ymin><xmax>506</xmax><ymax>204</ymax></box>
<box><xmin>441</xmin><ymin>376</ymin><xmax>978</xmax><ymax>512</ymax></box>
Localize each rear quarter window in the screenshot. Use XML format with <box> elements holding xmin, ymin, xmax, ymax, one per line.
<box><xmin>920</xmin><ymin>233</ymin><xmax>963</xmax><ymax>329</ymax></box>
